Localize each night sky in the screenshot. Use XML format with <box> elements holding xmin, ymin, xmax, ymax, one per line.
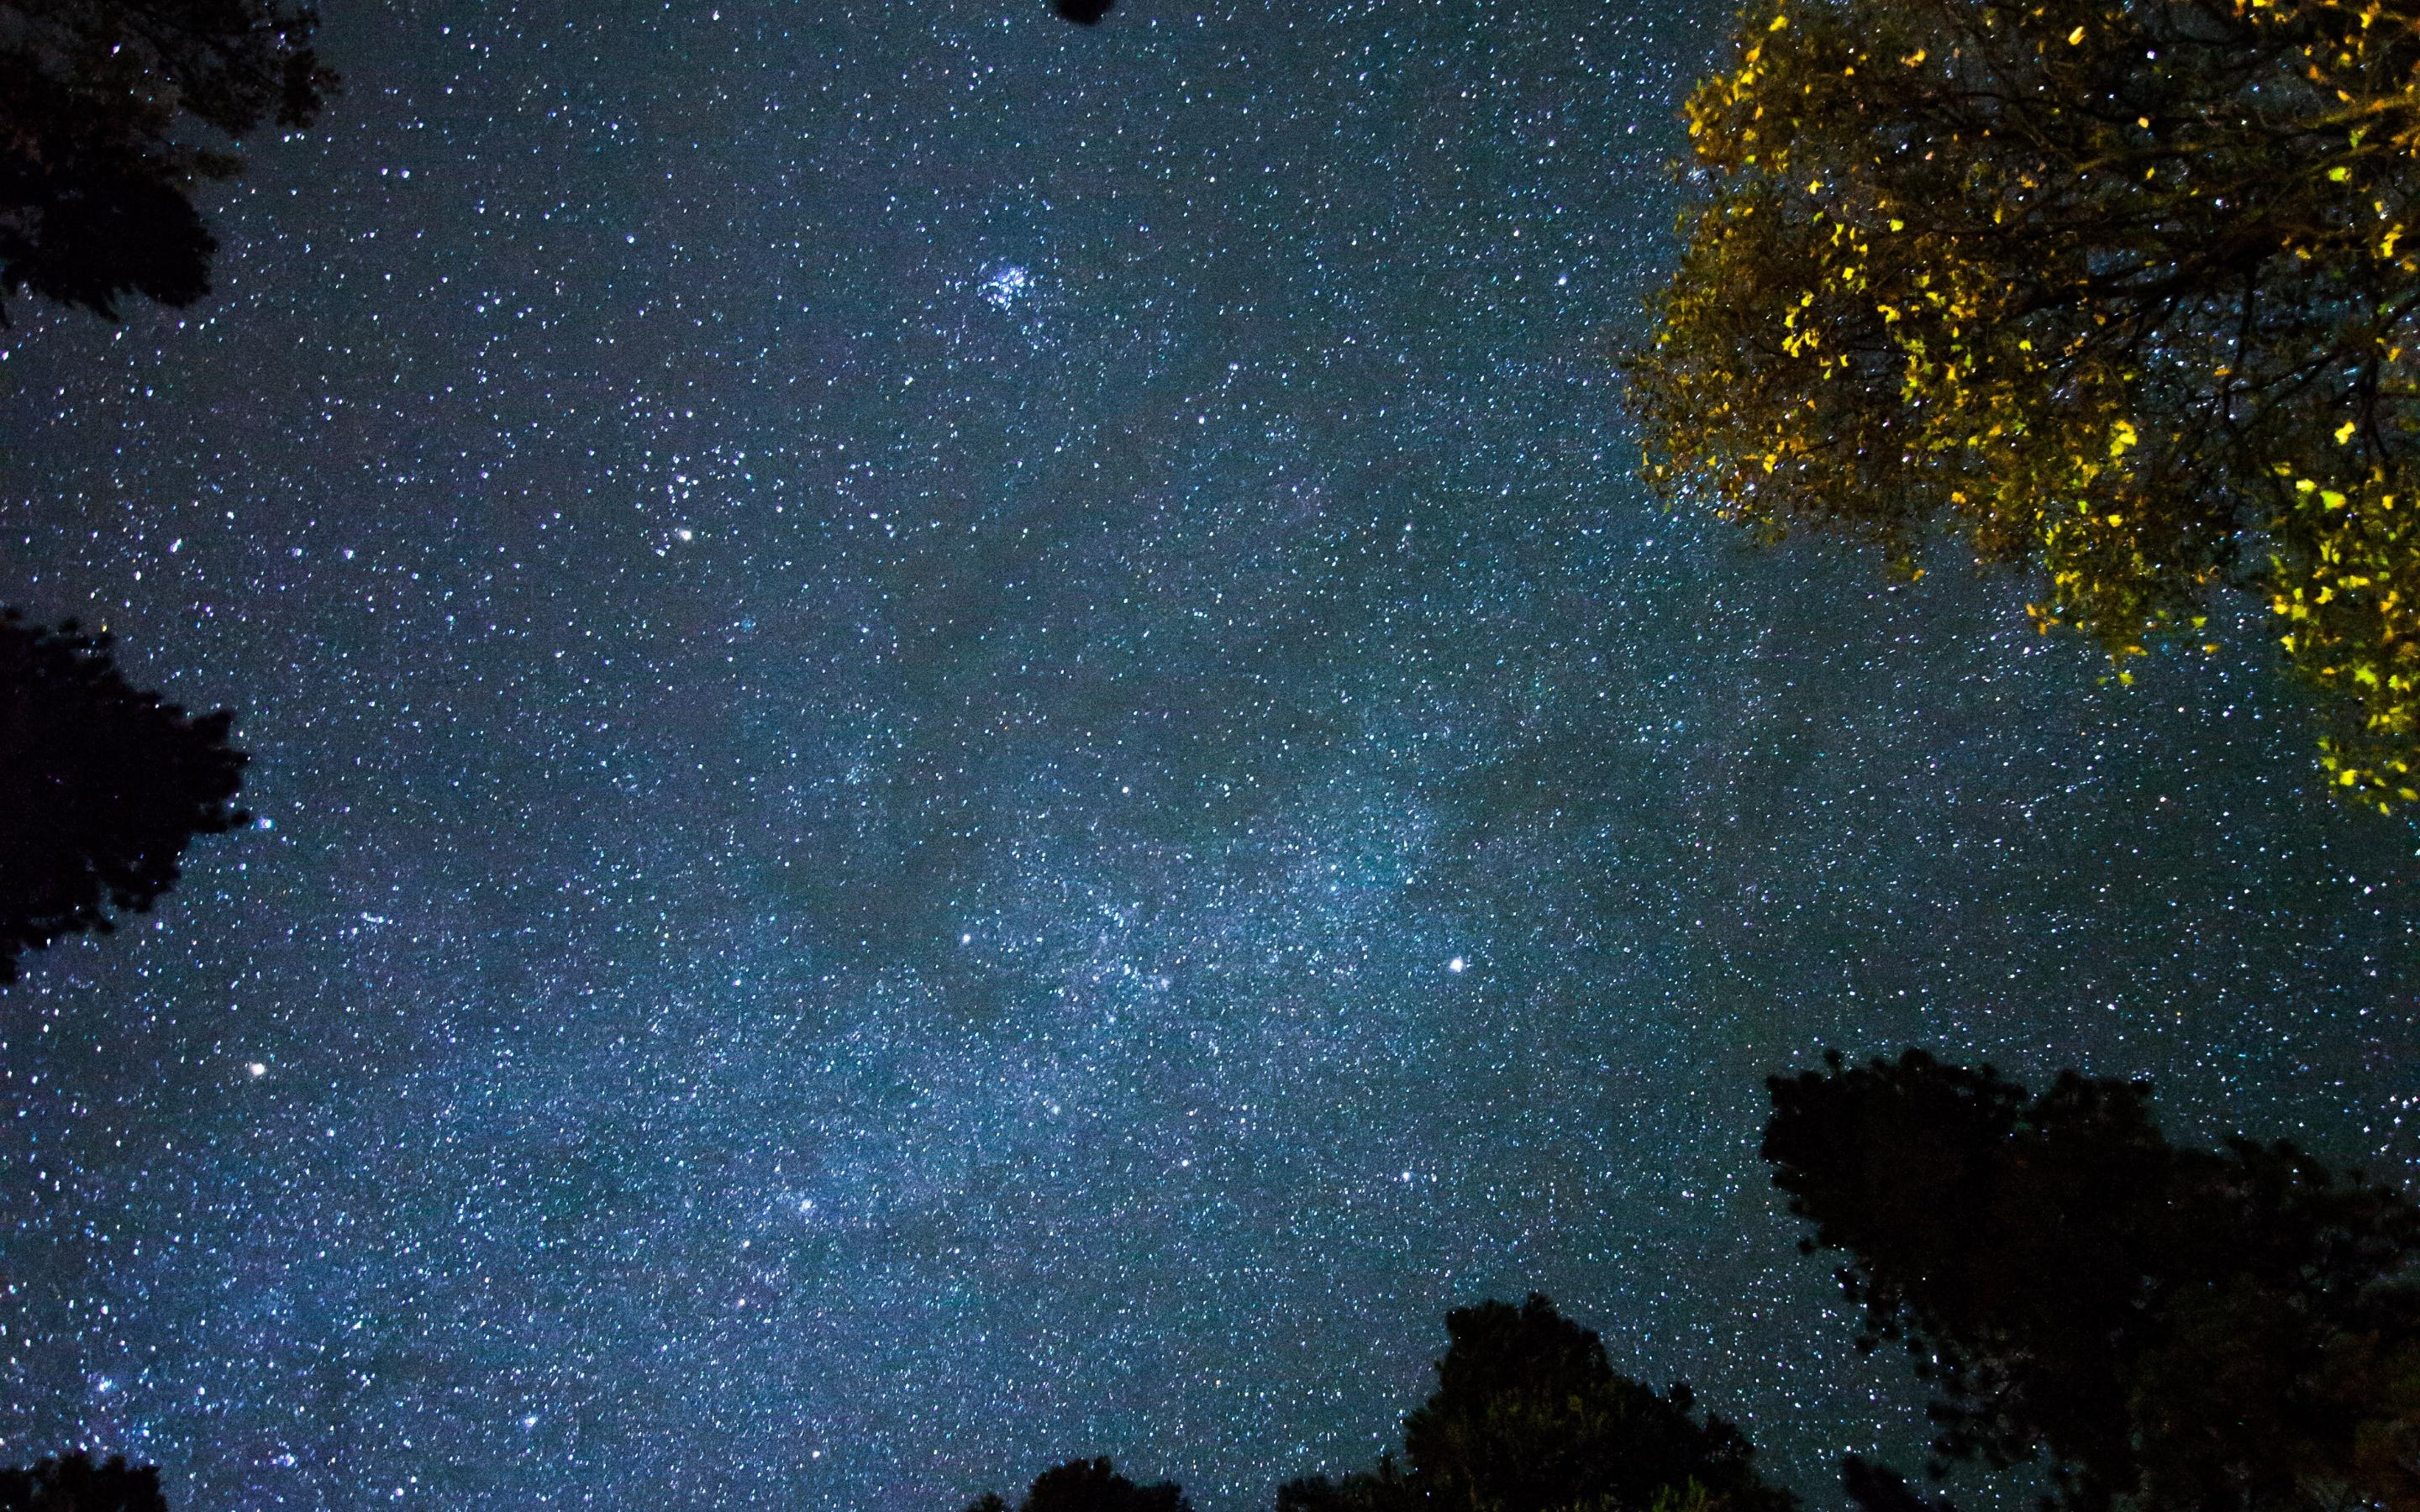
<box><xmin>2</xmin><ymin>2</ymin><xmax>2417</xmax><ymax>1509</ymax></box>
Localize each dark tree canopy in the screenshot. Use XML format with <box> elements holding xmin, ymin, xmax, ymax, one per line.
<box><xmin>1841</xmin><ymin>1455</ymin><xmax>1957</xmax><ymax>1512</ymax></box>
<box><xmin>1627</xmin><ymin>0</ymin><xmax>2420</xmax><ymax>810</ymax></box>
<box><xmin>0</xmin><ymin>0</ymin><xmax>337</xmax><ymax>321</ymax></box>
<box><xmin>1278</xmin><ymin>1294</ymin><xmax>1800</xmax><ymax>1512</ymax></box>
<box><xmin>1054</xmin><ymin>0</ymin><xmax>1115</xmax><ymax>24</ymax></box>
<box><xmin>0</xmin><ymin>610</ymin><xmax>248</xmax><ymax>984</ymax></box>
<box><xmin>964</xmin><ymin>1458</ymin><xmax>1189</xmax><ymax>1512</ymax></box>
<box><xmin>1763</xmin><ymin>1048</ymin><xmax>2420</xmax><ymax>1512</ymax></box>
<box><xmin>0</xmin><ymin>1454</ymin><xmax>166</xmax><ymax>1512</ymax></box>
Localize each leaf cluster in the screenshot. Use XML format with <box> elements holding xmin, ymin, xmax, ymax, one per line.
<box><xmin>1629</xmin><ymin>0</ymin><xmax>2420</xmax><ymax>807</ymax></box>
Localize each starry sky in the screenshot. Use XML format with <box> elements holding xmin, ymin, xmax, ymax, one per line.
<box><xmin>1</xmin><ymin>1</ymin><xmax>2417</xmax><ymax>1509</ymax></box>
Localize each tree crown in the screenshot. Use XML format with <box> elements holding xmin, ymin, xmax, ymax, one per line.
<box><xmin>1763</xmin><ymin>1048</ymin><xmax>2420</xmax><ymax>1512</ymax></box>
<box><xmin>0</xmin><ymin>0</ymin><xmax>338</xmax><ymax>320</ymax></box>
<box><xmin>1629</xmin><ymin>0</ymin><xmax>2420</xmax><ymax>809</ymax></box>
<box><xmin>1281</xmin><ymin>1294</ymin><xmax>1798</xmax><ymax>1512</ymax></box>
<box><xmin>0</xmin><ymin>610</ymin><xmax>248</xmax><ymax>983</ymax></box>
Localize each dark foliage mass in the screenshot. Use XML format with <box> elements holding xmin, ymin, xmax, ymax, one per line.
<box><xmin>1279</xmin><ymin>1294</ymin><xmax>1799</xmax><ymax>1512</ymax></box>
<box><xmin>1841</xmin><ymin>1454</ymin><xmax>1956</xmax><ymax>1512</ymax></box>
<box><xmin>0</xmin><ymin>610</ymin><xmax>248</xmax><ymax>984</ymax></box>
<box><xmin>0</xmin><ymin>0</ymin><xmax>337</xmax><ymax>321</ymax></box>
<box><xmin>1054</xmin><ymin>0</ymin><xmax>1115</xmax><ymax>24</ymax></box>
<box><xmin>964</xmin><ymin>1457</ymin><xmax>1189</xmax><ymax>1512</ymax></box>
<box><xmin>1764</xmin><ymin>1048</ymin><xmax>2420</xmax><ymax>1512</ymax></box>
<box><xmin>0</xmin><ymin>1454</ymin><xmax>166</xmax><ymax>1512</ymax></box>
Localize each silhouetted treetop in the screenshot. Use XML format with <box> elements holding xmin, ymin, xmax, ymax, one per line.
<box><xmin>1280</xmin><ymin>1294</ymin><xmax>1799</xmax><ymax>1512</ymax></box>
<box><xmin>0</xmin><ymin>609</ymin><xmax>248</xmax><ymax>983</ymax></box>
<box><xmin>964</xmin><ymin>1457</ymin><xmax>1189</xmax><ymax>1512</ymax></box>
<box><xmin>1627</xmin><ymin>0</ymin><xmax>2420</xmax><ymax>811</ymax></box>
<box><xmin>1764</xmin><ymin>1048</ymin><xmax>2420</xmax><ymax>1512</ymax></box>
<box><xmin>1054</xmin><ymin>0</ymin><xmax>1115</xmax><ymax>24</ymax></box>
<box><xmin>0</xmin><ymin>1453</ymin><xmax>166</xmax><ymax>1512</ymax></box>
<box><xmin>1840</xmin><ymin>1455</ymin><xmax>1956</xmax><ymax>1512</ymax></box>
<box><xmin>0</xmin><ymin>0</ymin><xmax>338</xmax><ymax>321</ymax></box>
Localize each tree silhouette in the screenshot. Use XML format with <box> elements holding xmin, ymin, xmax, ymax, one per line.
<box><xmin>0</xmin><ymin>610</ymin><xmax>248</xmax><ymax>984</ymax></box>
<box><xmin>0</xmin><ymin>1453</ymin><xmax>166</xmax><ymax>1511</ymax></box>
<box><xmin>1626</xmin><ymin>0</ymin><xmax>2420</xmax><ymax>811</ymax></box>
<box><xmin>1763</xmin><ymin>1048</ymin><xmax>2420</xmax><ymax>1512</ymax></box>
<box><xmin>1279</xmin><ymin>1294</ymin><xmax>1800</xmax><ymax>1512</ymax></box>
<box><xmin>1840</xmin><ymin>1455</ymin><xmax>1955</xmax><ymax>1512</ymax></box>
<box><xmin>0</xmin><ymin>0</ymin><xmax>337</xmax><ymax>322</ymax></box>
<box><xmin>964</xmin><ymin>1457</ymin><xmax>1189</xmax><ymax>1512</ymax></box>
<box><xmin>1054</xmin><ymin>0</ymin><xmax>1115</xmax><ymax>24</ymax></box>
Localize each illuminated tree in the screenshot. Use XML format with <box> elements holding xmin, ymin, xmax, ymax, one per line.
<box><xmin>0</xmin><ymin>0</ymin><xmax>337</xmax><ymax>321</ymax></box>
<box><xmin>1628</xmin><ymin>0</ymin><xmax>2420</xmax><ymax>808</ymax></box>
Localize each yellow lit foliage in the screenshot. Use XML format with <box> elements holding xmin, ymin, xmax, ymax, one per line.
<box><xmin>1627</xmin><ymin>0</ymin><xmax>2420</xmax><ymax>811</ymax></box>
